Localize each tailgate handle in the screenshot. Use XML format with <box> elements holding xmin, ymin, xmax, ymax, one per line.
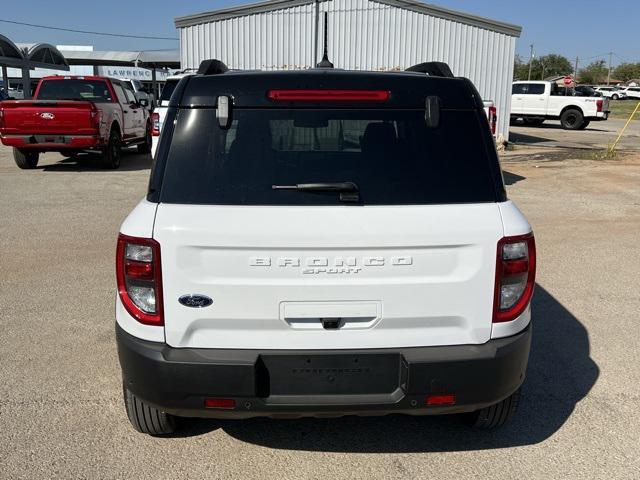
<box><xmin>281</xmin><ymin>301</ymin><xmax>381</xmax><ymax>330</ymax></box>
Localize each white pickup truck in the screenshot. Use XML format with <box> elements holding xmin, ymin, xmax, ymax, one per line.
<box><xmin>511</xmin><ymin>81</ymin><xmax>609</xmax><ymax>130</ymax></box>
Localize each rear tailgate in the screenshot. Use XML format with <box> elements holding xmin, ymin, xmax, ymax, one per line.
<box><xmin>0</xmin><ymin>100</ymin><xmax>97</xmax><ymax>135</ymax></box>
<box><xmin>155</xmin><ymin>204</ymin><xmax>504</xmax><ymax>350</ymax></box>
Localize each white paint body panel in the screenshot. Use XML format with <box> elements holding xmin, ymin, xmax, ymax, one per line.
<box><xmin>154</xmin><ymin>203</ymin><xmax>507</xmax><ymax>349</ymax></box>
<box><xmin>177</xmin><ymin>0</ymin><xmax>518</xmax><ymax>140</ymax></box>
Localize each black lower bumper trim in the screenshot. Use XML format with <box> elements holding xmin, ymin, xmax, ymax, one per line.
<box><xmin>116</xmin><ymin>324</ymin><xmax>531</xmax><ymax>419</ymax></box>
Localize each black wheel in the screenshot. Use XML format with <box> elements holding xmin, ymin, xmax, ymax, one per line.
<box><xmin>524</xmin><ymin>118</ymin><xmax>545</xmax><ymax>127</ymax></box>
<box><xmin>137</xmin><ymin>122</ymin><xmax>152</xmax><ymax>154</ymax></box>
<box><xmin>560</xmin><ymin>109</ymin><xmax>584</xmax><ymax>130</ymax></box>
<box><xmin>13</xmin><ymin>148</ymin><xmax>39</xmax><ymax>169</ymax></box>
<box><xmin>123</xmin><ymin>384</ymin><xmax>176</xmax><ymax>435</ymax></box>
<box><xmin>467</xmin><ymin>388</ymin><xmax>521</xmax><ymax>429</ymax></box>
<box><xmin>578</xmin><ymin>120</ymin><xmax>591</xmax><ymax>130</ymax></box>
<box><xmin>102</xmin><ymin>128</ymin><xmax>122</xmax><ymax>169</ymax></box>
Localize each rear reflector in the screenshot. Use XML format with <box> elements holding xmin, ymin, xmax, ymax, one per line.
<box><xmin>267</xmin><ymin>89</ymin><xmax>391</xmax><ymax>102</ymax></box>
<box><xmin>205</xmin><ymin>398</ymin><xmax>236</xmax><ymax>409</ymax></box>
<box><xmin>426</xmin><ymin>394</ymin><xmax>456</xmax><ymax>406</ymax></box>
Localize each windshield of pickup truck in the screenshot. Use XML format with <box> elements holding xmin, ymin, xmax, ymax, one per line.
<box><xmin>37</xmin><ymin>79</ymin><xmax>113</xmax><ymax>102</ymax></box>
<box><xmin>160</xmin><ymin>108</ymin><xmax>498</xmax><ymax>205</ymax></box>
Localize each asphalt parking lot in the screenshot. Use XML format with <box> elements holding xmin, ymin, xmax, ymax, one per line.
<box><xmin>1</xmin><ymin>145</ymin><xmax>639</xmax><ymax>479</ymax></box>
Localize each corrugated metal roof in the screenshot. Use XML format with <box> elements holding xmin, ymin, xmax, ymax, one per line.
<box><xmin>174</xmin><ymin>0</ymin><xmax>522</xmax><ymax>37</ymax></box>
<box><xmin>59</xmin><ymin>49</ymin><xmax>180</xmax><ymax>68</ymax></box>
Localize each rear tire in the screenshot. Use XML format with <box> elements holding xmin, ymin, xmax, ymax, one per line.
<box><xmin>578</xmin><ymin>120</ymin><xmax>591</xmax><ymax>130</ymax></box>
<box><xmin>560</xmin><ymin>109</ymin><xmax>584</xmax><ymax>130</ymax></box>
<box><xmin>612</xmin><ymin>94</ymin><xmax>619</xmax><ymax>100</ymax></box>
<box><xmin>137</xmin><ymin>123</ymin><xmax>152</xmax><ymax>154</ymax></box>
<box><xmin>102</xmin><ymin>128</ymin><xmax>122</xmax><ymax>169</ymax></box>
<box><xmin>13</xmin><ymin>148</ymin><xmax>39</xmax><ymax>169</ymax></box>
<box><xmin>123</xmin><ymin>384</ymin><xmax>176</xmax><ymax>435</ymax></box>
<box><xmin>468</xmin><ymin>388</ymin><xmax>521</xmax><ymax>429</ymax></box>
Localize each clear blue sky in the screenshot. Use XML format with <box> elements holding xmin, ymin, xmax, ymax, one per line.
<box><xmin>1</xmin><ymin>0</ymin><xmax>638</xmax><ymax>66</ymax></box>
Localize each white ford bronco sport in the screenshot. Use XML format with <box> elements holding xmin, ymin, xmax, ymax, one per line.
<box><xmin>116</xmin><ymin>59</ymin><xmax>536</xmax><ymax>435</ymax></box>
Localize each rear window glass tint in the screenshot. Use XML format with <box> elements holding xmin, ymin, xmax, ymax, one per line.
<box><xmin>160</xmin><ymin>80</ymin><xmax>179</xmax><ymax>102</ymax></box>
<box><xmin>37</xmin><ymin>80</ymin><xmax>113</xmax><ymax>102</ymax></box>
<box><xmin>159</xmin><ymin>109</ymin><xmax>497</xmax><ymax>206</ymax></box>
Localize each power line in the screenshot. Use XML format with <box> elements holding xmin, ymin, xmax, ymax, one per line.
<box><xmin>0</xmin><ymin>18</ymin><xmax>178</xmax><ymax>41</ymax></box>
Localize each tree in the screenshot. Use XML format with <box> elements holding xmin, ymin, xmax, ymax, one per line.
<box><xmin>613</xmin><ymin>63</ymin><xmax>640</xmax><ymax>82</ymax></box>
<box><xmin>513</xmin><ymin>53</ymin><xmax>572</xmax><ymax>81</ymax></box>
<box><xmin>513</xmin><ymin>54</ymin><xmax>529</xmax><ymax>80</ymax></box>
<box><xmin>578</xmin><ymin>60</ymin><xmax>608</xmax><ymax>84</ymax></box>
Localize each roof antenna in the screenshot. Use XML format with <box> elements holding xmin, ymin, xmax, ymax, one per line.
<box><xmin>316</xmin><ymin>12</ymin><xmax>334</xmax><ymax>68</ymax></box>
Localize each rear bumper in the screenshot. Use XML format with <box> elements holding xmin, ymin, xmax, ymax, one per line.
<box><xmin>116</xmin><ymin>324</ymin><xmax>531</xmax><ymax>419</ymax></box>
<box><xmin>0</xmin><ymin>134</ymin><xmax>102</xmax><ymax>150</ymax></box>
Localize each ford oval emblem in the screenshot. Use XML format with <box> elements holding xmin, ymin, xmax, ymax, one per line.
<box><xmin>179</xmin><ymin>294</ymin><xmax>213</xmax><ymax>308</ymax></box>
<box><xmin>40</xmin><ymin>112</ymin><xmax>55</xmax><ymax>120</ymax></box>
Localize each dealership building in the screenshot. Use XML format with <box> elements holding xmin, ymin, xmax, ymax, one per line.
<box><xmin>175</xmin><ymin>0</ymin><xmax>522</xmax><ymax>139</ymax></box>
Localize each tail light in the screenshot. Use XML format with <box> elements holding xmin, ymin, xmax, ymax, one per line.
<box><xmin>90</xmin><ymin>107</ymin><xmax>101</xmax><ymax>130</ymax></box>
<box><xmin>151</xmin><ymin>112</ymin><xmax>160</xmax><ymax>136</ymax></box>
<box><xmin>488</xmin><ymin>106</ymin><xmax>497</xmax><ymax>135</ymax></box>
<box><xmin>493</xmin><ymin>233</ymin><xmax>536</xmax><ymax>323</ymax></box>
<box><xmin>116</xmin><ymin>234</ymin><xmax>163</xmax><ymax>326</ymax></box>
<box><xmin>267</xmin><ymin>89</ymin><xmax>391</xmax><ymax>102</ymax></box>
<box><xmin>0</xmin><ymin>107</ymin><xmax>4</xmax><ymax>129</ymax></box>
<box><xmin>596</xmin><ymin>100</ymin><xmax>603</xmax><ymax>112</ymax></box>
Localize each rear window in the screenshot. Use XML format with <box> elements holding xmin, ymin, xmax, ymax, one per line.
<box><xmin>160</xmin><ymin>79</ymin><xmax>179</xmax><ymax>102</ymax></box>
<box><xmin>159</xmin><ymin>108</ymin><xmax>498</xmax><ymax>205</ymax></box>
<box><xmin>37</xmin><ymin>79</ymin><xmax>113</xmax><ymax>102</ymax></box>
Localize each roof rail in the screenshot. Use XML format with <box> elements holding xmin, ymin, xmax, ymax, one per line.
<box><xmin>197</xmin><ymin>59</ymin><xmax>229</xmax><ymax>75</ymax></box>
<box><xmin>406</xmin><ymin>62</ymin><xmax>454</xmax><ymax>78</ymax></box>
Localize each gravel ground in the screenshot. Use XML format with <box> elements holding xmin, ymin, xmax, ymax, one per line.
<box><xmin>0</xmin><ymin>146</ymin><xmax>638</xmax><ymax>479</ymax></box>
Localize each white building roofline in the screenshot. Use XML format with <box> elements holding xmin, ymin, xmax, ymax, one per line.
<box><xmin>174</xmin><ymin>0</ymin><xmax>522</xmax><ymax>37</ymax></box>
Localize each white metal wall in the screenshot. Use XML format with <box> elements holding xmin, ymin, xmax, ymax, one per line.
<box><xmin>178</xmin><ymin>0</ymin><xmax>517</xmax><ymax>139</ymax></box>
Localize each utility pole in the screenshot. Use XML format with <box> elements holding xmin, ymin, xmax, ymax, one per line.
<box><xmin>527</xmin><ymin>44</ymin><xmax>534</xmax><ymax>81</ymax></box>
<box><xmin>574</xmin><ymin>56</ymin><xmax>579</xmax><ymax>81</ymax></box>
<box><xmin>607</xmin><ymin>51</ymin><xmax>613</xmax><ymax>85</ymax></box>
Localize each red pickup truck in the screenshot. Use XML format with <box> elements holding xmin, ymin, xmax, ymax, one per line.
<box><xmin>0</xmin><ymin>76</ymin><xmax>152</xmax><ymax>169</ymax></box>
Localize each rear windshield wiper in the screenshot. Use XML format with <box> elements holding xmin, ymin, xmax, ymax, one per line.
<box><xmin>272</xmin><ymin>182</ymin><xmax>360</xmax><ymax>202</ymax></box>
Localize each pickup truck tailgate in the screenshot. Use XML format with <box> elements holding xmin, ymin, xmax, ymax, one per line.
<box><xmin>0</xmin><ymin>100</ymin><xmax>97</xmax><ymax>135</ymax></box>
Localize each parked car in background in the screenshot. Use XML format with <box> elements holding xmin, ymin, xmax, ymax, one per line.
<box><xmin>151</xmin><ymin>71</ymin><xmax>193</xmax><ymax>156</ymax></box>
<box><xmin>118</xmin><ymin>78</ymin><xmax>155</xmax><ymax>111</ymax></box>
<box><xmin>594</xmin><ymin>86</ymin><xmax>626</xmax><ymax>100</ymax></box>
<box><xmin>620</xmin><ymin>87</ymin><xmax>640</xmax><ymax>100</ymax></box>
<box><xmin>0</xmin><ymin>76</ymin><xmax>152</xmax><ymax>169</ymax></box>
<box><xmin>511</xmin><ymin>81</ymin><xmax>609</xmax><ymax>129</ymax></box>
<box><xmin>574</xmin><ymin>85</ymin><xmax>601</xmax><ymax>97</ymax></box>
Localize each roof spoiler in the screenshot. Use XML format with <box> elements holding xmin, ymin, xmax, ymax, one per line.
<box><xmin>197</xmin><ymin>59</ymin><xmax>229</xmax><ymax>76</ymax></box>
<box><xmin>406</xmin><ymin>62</ymin><xmax>454</xmax><ymax>78</ymax></box>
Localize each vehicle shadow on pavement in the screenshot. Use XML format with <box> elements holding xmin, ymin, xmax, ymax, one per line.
<box><xmin>39</xmin><ymin>151</ymin><xmax>152</xmax><ymax>172</ymax></box>
<box><xmin>502</xmin><ymin>170</ymin><xmax>526</xmax><ymax>186</ymax></box>
<box><xmin>510</xmin><ymin>132</ymin><xmax>555</xmax><ymax>144</ymax></box>
<box><xmin>172</xmin><ymin>285</ymin><xmax>599</xmax><ymax>451</ymax></box>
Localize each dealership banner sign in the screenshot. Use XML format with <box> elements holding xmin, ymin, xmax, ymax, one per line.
<box><xmin>98</xmin><ymin>66</ymin><xmax>170</xmax><ymax>81</ymax></box>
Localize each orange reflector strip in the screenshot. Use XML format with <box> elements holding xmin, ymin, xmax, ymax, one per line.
<box><xmin>425</xmin><ymin>394</ymin><xmax>456</xmax><ymax>406</ymax></box>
